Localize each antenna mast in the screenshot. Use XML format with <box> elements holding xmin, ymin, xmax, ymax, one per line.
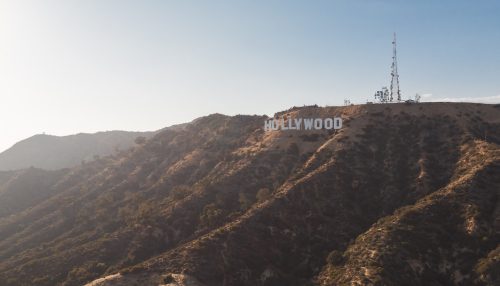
<box><xmin>390</xmin><ymin>32</ymin><xmax>401</xmax><ymax>102</ymax></box>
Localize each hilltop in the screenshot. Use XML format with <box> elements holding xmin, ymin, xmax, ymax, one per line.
<box><xmin>0</xmin><ymin>103</ymin><xmax>498</xmax><ymax>286</ymax></box>
<box><xmin>0</xmin><ymin>131</ymin><xmax>154</xmax><ymax>171</ymax></box>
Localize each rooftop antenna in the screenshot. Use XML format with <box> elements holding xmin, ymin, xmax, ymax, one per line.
<box><xmin>390</xmin><ymin>32</ymin><xmax>401</xmax><ymax>102</ymax></box>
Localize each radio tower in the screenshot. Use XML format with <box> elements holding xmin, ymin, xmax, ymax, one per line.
<box><xmin>390</xmin><ymin>33</ymin><xmax>401</xmax><ymax>102</ymax></box>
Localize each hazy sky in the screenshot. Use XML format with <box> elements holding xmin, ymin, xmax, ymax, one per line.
<box><xmin>1</xmin><ymin>0</ymin><xmax>499</xmax><ymax>152</ymax></box>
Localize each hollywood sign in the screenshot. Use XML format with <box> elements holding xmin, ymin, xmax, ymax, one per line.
<box><xmin>264</xmin><ymin>117</ymin><xmax>342</xmax><ymax>131</ymax></box>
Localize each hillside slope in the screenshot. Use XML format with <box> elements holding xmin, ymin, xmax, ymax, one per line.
<box><xmin>0</xmin><ymin>103</ymin><xmax>498</xmax><ymax>286</ymax></box>
<box><xmin>0</xmin><ymin>131</ymin><xmax>153</xmax><ymax>171</ymax></box>
<box><xmin>0</xmin><ymin>168</ymin><xmax>68</xmax><ymax>218</ymax></box>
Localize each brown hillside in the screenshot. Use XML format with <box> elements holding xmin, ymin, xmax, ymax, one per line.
<box><xmin>0</xmin><ymin>103</ymin><xmax>498</xmax><ymax>286</ymax></box>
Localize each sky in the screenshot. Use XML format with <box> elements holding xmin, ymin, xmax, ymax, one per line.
<box><xmin>1</xmin><ymin>0</ymin><xmax>499</xmax><ymax>152</ymax></box>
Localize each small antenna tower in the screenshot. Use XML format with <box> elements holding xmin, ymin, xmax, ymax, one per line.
<box><xmin>390</xmin><ymin>33</ymin><xmax>401</xmax><ymax>102</ymax></box>
<box><xmin>374</xmin><ymin>87</ymin><xmax>389</xmax><ymax>103</ymax></box>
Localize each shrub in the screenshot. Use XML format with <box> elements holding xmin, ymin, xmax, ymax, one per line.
<box><xmin>200</xmin><ymin>203</ymin><xmax>223</xmax><ymax>227</ymax></box>
<box><xmin>326</xmin><ymin>250</ymin><xmax>343</xmax><ymax>265</ymax></box>
<box><xmin>256</xmin><ymin>188</ymin><xmax>271</xmax><ymax>203</ymax></box>
<box><xmin>287</xmin><ymin>143</ymin><xmax>299</xmax><ymax>155</ymax></box>
<box><xmin>171</xmin><ymin>185</ymin><xmax>191</xmax><ymax>200</ymax></box>
<box><xmin>299</xmin><ymin>134</ymin><xmax>320</xmax><ymax>142</ymax></box>
<box><xmin>134</xmin><ymin>136</ymin><xmax>147</xmax><ymax>145</ymax></box>
<box><xmin>239</xmin><ymin>192</ymin><xmax>253</xmax><ymax>210</ymax></box>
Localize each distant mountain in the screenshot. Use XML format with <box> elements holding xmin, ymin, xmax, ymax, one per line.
<box><xmin>0</xmin><ymin>131</ymin><xmax>154</xmax><ymax>171</ymax></box>
<box><xmin>0</xmin><ymin>103</ymin><xmax>498</xmax><ymax>286</ymax></box>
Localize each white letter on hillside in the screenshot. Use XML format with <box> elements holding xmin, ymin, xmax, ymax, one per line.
<box><xmin>324</xmin><ymin>118</ymin><xmax>333</xmax><ymax>129</ymax></box>
<box><xmin>304</xmin><ymin>118</ymin><xmax>314</xmax><ymax>130</ymax></box>
<box><xmin>280</xmin><ymin>117</ymin><xmax>288</xmax><ymax>130</ymax></box>
<box><xmin>334</xmin><ymin>117</ymin><xmax>342</xmax><ymax>129</ymax></box>
<box><xmin>314</xmin><ymin>118</ymin><xmax>323</xmax><ymax>130</ymax></box>
<box><xmin>294</xmin><ymin>118</ymin><xmax>302</xmax><ymax>130</ymax></box>
<box><xmin>264</xmin><ymin>120</ymin><xmax>273</xmax><ymax>131</ymax></box>
<box><xmin>272</xmin><ymin>119</ymin><xmax>279</xmax><ymax>130</ymax></box>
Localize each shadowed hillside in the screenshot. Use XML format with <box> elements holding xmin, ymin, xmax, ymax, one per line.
<box><xmin>0</xmin><ymin>131</ymin><xmax>154</xmax><ymax>171</ymax></box>
<box><xmin>0</xmin><ymin>103</ymin><xmax>498</xmax><ymax>286</ymax></box>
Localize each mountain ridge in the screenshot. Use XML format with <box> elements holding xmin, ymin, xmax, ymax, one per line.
<box><xmin>0</xmin><ymin>131</ymin><xmax>154</xmax><ymax>171</ymax></box>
